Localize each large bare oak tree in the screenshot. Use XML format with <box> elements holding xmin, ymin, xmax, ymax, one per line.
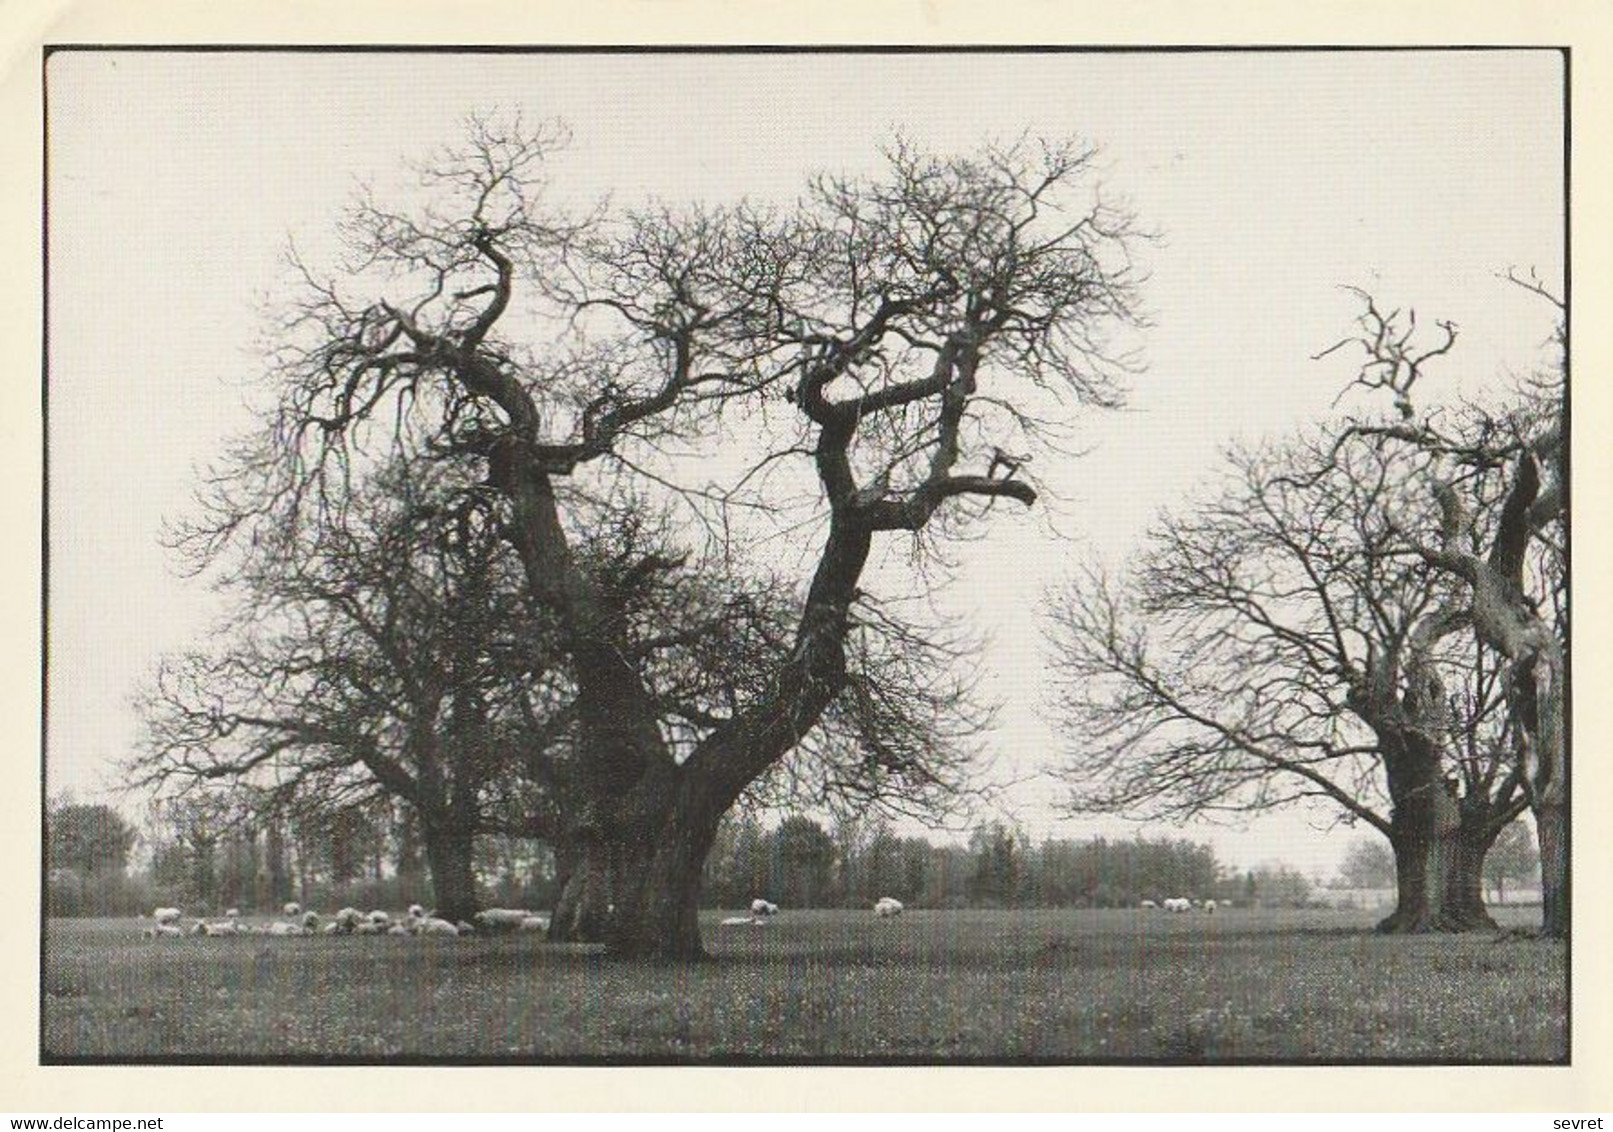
<box><xmin>174</xmin><ymin>119</ymin><xmax>1144</xmax><ymax>956</ymax></box>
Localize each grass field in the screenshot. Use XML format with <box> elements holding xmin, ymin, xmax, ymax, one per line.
<box><xmin>42</xmin><ymin>907</ymin><xmax>1565</xmax><ymax>1062</ymax></box>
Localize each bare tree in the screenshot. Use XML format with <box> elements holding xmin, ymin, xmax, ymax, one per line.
<box><xmin>144</xmin><ymin>450</ymin><xmax>991</xmax><ymax>929</ymax></box>
<box><xmin>1047</xmin><ymin>435</ymin><xmax>1526</xmax><ymax>931</ymax></box>
<box><xmin>1313</xmin><ymin>284</ymin><xmax>1566</xmax><ymax>936</ymax></box>
<box><xmin>174</xmin><ymin>119</ymin><xmax>1143</xmax><ymax>956</ymax></box>
<box><xmin>138</xmin><ymin>459</ymin><xmax>539</xmax><ymax>920</ymax></box>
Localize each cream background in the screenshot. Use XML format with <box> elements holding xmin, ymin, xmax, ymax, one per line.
<box><xmin>5</xmin><ymin>0</ymin><xmax>1610</xmax><ymax>1113</ymax></box>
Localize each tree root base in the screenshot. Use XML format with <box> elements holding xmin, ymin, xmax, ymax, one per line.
<box><xmin>1376</xmin><ymin>909</ymin><xmax>1498</xmax><ymax>934</ymax></box>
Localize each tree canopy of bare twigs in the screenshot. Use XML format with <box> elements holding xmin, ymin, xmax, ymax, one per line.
<box><xmin>155</xmin><ymin>117</ymin><xmax>1145</xmax><ymax>956</ymax></box>
<box><xmin>1046</xmin><ymin>428</ymin><xmax>1534</xmax><ymax>931</ymax></box>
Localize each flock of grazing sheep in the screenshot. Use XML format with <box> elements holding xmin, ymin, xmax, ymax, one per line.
<box><xmin>140</xmin><ymin>894</ymin><xmax>916</xmax><ymax>939</ymax></box>
<box><xmin>138</xmin><ymin>902</ymin><xmax>551</xmax><ymax>940</ymax></box>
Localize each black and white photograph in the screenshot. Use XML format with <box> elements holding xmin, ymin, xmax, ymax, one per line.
<box><xmin>41</xmin><ymin>45</ymin><xmax>1570</xmax><ymax>1067</ymax></box>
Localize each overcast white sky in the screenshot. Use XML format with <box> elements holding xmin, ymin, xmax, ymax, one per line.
<box><xmin>45</xmin><ymin>49</ymin><xmax>1564</xmax><ymax>876</ymax></box>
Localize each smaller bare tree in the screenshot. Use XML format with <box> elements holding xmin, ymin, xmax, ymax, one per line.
<box><xmin>1046</xmin><ymin>434</ymin><xmax>1526</xmax><ymax>931</ymax></box>
<box><xmin>1312</xmin><ymin>282</ymin><xmax>1566</xmax><ymax>936</ymax></box>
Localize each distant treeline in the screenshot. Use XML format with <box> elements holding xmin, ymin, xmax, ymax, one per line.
<box><xmin>701</xmin><ymin>815</ymin><xmax>1313</xmax><ymax>911</ymax></box>
<box><xmin>47</xmin><ymin>798</ymin><xmax>1318</xmax><ymax>918</ymax></box>
<box><xmin>45</xmin><ymin>798</ymin><xmax>555</xmax><ymax>918</ymax></box>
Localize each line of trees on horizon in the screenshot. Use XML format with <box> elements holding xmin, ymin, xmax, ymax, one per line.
<box><xmin>49</xmin><ymin>795</ymin><xmax>1360</xmax><ymax>918</ymax></box>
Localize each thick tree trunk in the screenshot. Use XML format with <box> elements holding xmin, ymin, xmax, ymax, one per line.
<box><xmin>548</xmin><ymin>836</ymin><xmax>707</xmax><ymax>959</ymax></box>
<box><xmin>497</xmin><ymin>441</ymin><xmax>863</xmax><ymax>960</ymax></box>
<box><xmin>497</xmin><ymin>452</ymin><xmax>715</xmax><ymax>956</ymax></box>
<box><xmin>1442</xmin><ymin>452</ymin><xmax>1567</xmax><ymax>939</ymax></box>
<box><xmin>1536</xmin><ymin>800</ymin><xmax>1567</xmax><ymax>938</ymax></box>
<box><xmin>1502</xmin><ymin>652</ymin><xmax>1568</xmax><ymax>938</ymax></box>
<box><xmin>422</xmin><ymin>826</ymin><xmax>481</xmax><ymax>924</ymax></box>
<box><xmin>1378</xmin><ymin>779</ymin><xmax>1495</xmax><ymax>933</ymax></box>
<box><xmin>1525</xmin><ymin>659</ymin><xmax>1568</xmax><ymax>939</ymax></box>
<box><xmin>1442</xmin><ymin>826</ymin><xmax>1496</xmax><ymax>929</ymax></box>
<box><xmin>548</xmin><ymin>785</ymin><xmax>723</xmax><ymax>959</ymax></box>
<box><xmin>535</xmin><ymin>505</ymin><xmax>859</xmax><ymax>960</ymax></box>
<box><xmin>1377</xmin><ymin>726</ymin><xmax>1442</xmax><ymax>934</ymax></box>
<box><xmin>1379</xmin><ymin>824</ymin><xmax>1430</xmax><ymax>933</ymax></box>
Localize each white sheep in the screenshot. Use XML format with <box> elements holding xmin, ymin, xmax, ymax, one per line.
<box><xmin>283</xmin><ymin>901</ymin><xmax>302</xmax><ymax>917</ymax></box>
<box><xmin>152</xmin><ymin>907</ymin><xmax>182</xmax><ymax>926</ymax></box>
<box><xmin>386</xmin><ymin>923</ymin><xmax>413</xmax><ymax>937</ymax></box>
<box><xmin>407</xmin><ymin>903</ymin><xmax>426</xmax><ymax>920</ymax></box>
<box><xmin>224</xmin><ymin>907</ymin><xmax>241</xmax><ymax>918</ymax></box>
<box><xmin>352</xmin><ymin>920</ymin><xmax>386</xmax><ymax>935</ymax></box>
<box><xmin>1203</xmin><ymin>899</ymin><xmax>1218</xmax><ymax>914</ymax></box>
<box><xmin>874</xmin><ymin>897</ymin><xmax>904</xmax><ymax>917</ymax></box>
<box><xmin>473</xmin><ymin>908</ymin><xmax>534</xmax><ymax>932</ymax></box>
<box><xmin>266</xmin><ymin>921</ymin><xmax>306</xmax><ymax>936</ymax></box>
<box><xmin>1139</xmin><ymin>899</ymin><xmax>1158</xmax><ymax>909</ymax></box>
<box><xmin>419</xmin><ymin>917</ymin><xmax>459</xmax><ymax>936</ymax></box>
<box><xmin>301</xmin><ymin>910</ymin><xmax>321</xmax><ymax>930</ymax></box>
<box><xmin>143</xmin><ymin>923</ymin><xmax>184</xmax><ymax>939</ymax></box>
<box><xmin>720</xmin><ymin>915</ymin><xmax>762</xmax><ymax>926</ymax></box>
<box><xmin>750</xmin><ymin>899</ymin><xmax>780</xmax><ymax>917</ymax></box>
<box><xmin>202</xmin><ymin>918</ymin><xmax>241</xmax><ymax>937</ymax></box>
<box><xmin>455</xmin><ymin>920</ymin><xmax>477</xmax><ymax>935</ymax></box>
<box><xmin>366</xmin><ymin>910</ymin><xmax>391</xmax><ymax>926</ymax></box>
<box><xmin>519</xmin><ymin>915</ymin><xmax>550</xmax><ymax>933</ymax></box>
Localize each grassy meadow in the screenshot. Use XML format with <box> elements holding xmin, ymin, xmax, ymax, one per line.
<box><xmin>42</xmin><ymin>906</ymin><xmax>1565</xmax><ymax>1063</ymax></box>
